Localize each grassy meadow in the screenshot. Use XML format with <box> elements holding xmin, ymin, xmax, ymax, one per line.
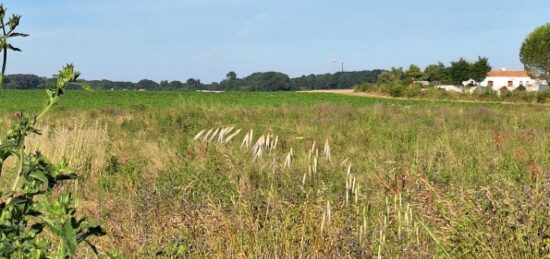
<box><xmin>1</xmin><ymin>90</ymin><xmax>549</xmax><ymax>257</ymax></box>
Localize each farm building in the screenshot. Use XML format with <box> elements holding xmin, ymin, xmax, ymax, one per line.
<box><xmin>479</xmin><ymin>69</ymin><xmax>544</xmax><ymax>91</ymax></box>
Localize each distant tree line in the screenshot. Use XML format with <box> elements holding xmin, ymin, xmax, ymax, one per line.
<box><xmin>3</xmin><ymin>69</ymin><xmax>384</xmax><ymax>91</ymax></box>
<box><xmin>377</xmin><ymin>57</ymin><xmax>492</xmax><ymax>86</ymax></box>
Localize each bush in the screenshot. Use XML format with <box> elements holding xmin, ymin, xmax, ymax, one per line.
<box><xmin>515</xmin><ymin>84</ymin><xmax>526</xmax><ymax>91</ymax></box>
<box><xmin>388</xmin><ymin>82</ymin><xmax>406</xmax><ymax>97</ymax></box>
<box><xmin>405</xmin><ymin>85</ymin><xmax>422</xmax><ymax>98</ymax></box>
<box><xmin>354</xmin><ymin>82</ymin><xmax>372</xmax><ymax>92</ymax></box>
<box><xmin>500</xmin><ymin>88</ymin><xmax>512</xmax><ymax>98</ymax></box>
<box><xmin>536</xmin><ymin>90</ymin><xmax>550</xmax><ymax>103</ymax></box>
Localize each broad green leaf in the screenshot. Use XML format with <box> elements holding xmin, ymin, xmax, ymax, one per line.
<box><xmin>29</xmin><ymin>171</ymin><xmax>49</xmax><ymax>186</ymax></box>
<box><xmin>38</xmin><ymin>216</ymin><xmax>61</xmax><ymax>235</ymax></box>
<box><xmin>61</xmin><ymin>221</ymin><xmax>77</xmax><ymax>255</ymax></box>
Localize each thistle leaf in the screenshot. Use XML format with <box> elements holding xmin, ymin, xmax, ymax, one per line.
<box><xmin>7</xmin><ymin>44</ymin><xmax>21</xmax><ymax>52</ymax></box>
<box><xmin>9</xmin><ymin>32</ymin><xmax>29</xmax><ymax>37</ymax></box>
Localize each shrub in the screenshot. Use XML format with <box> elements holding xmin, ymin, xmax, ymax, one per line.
<box><xmin>353</xmin><ymin>82</ymin><xmax>370</xmax><ymax>92</ymax></box>
<box><xmin>405</xmin><ymin>84</ymin><xmax>422</xmax><ymax>98</ymax></box>
<box><xmin>536</xmin><ymin>90</ymin><xmax>550</xmax><ymax>103</ymax></box>
<box><xmin>515</xmin><ymin>84</ymin><xmax>526</xmax><ymax>91</ymax></box>
<box><xmin>388</xmin><ymin>82</ymin><xmax>406</xmax><ymax>97</ymax></box>
<box><xmin>499</xmin><ymin>87</ymin><xmax>511</xmax><ymax>98</ymax></box>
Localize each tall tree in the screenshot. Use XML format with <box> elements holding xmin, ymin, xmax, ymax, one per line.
<box><xmin>5</xmin><ymin>74</ymin><xmax>44</xmax><ymax>89</ymax></box>
<box><xmin>377</xmin><ymin>67</ymin><xmax>404</xmax><ymax>84</ymax></box>
<box><xmin>242</xmin><ymin>72</ymin><xmax>291</xmax><ymax>91</ymax></box>
<box><xmin>136</xmin><ymin>79</ymin><xmax>159</xmax><ymax>89</ymax></box>
<box><xmin>449</xmin><ymin>58</ymin><xmax>470</xmax><ymax>85</ymax></box>
<box><xmin>469</xmin><ymin>56</ymin><xmax>491</xmax><ymax>82</ymax></box>
<box><xmin>424</xmin><ymin>62</ymin><xmax>448</xmax><ymax>83</ymax></box>
<box><xmin>226</xmin><ymin>71</ymin><xmax>237</xmax><ymax>80</ymax></box>
<box><xmin>405</xmin><ymin>64</ymin><xmax>425</xmax><ymax>81</ymax></box>
<box><xmin>159</xmin><ymin>80</ymin><xmax>170</xmax><ymax>89</ymax></box>
<box><xmin>186</xmin><ymin>78</ymin><xmax>201</xmax><ymax>90</ymax></box>
<box><xmin>520</xmin><ymin>23</ymin><xmax>550</xmax><ymax>78</ymax></box>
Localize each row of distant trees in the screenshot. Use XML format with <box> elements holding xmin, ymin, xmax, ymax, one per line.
<box><xmin>6</xmin><ymin>23</ymin><xmax>549</xmax><ymax>92</ymax></box>
<box><xmin>377</xmin><ymin>57</ymin><xmax>492</xmax><ymax>85</ymax></box>
<box><xmin>3</xmin><ymin>57</ymin><xmax>489</xmax><ymax>91</ymax></box>
<box><xmin>218</xmin><ymin>70</ymin><xmax>383</xmax><ymax>91</ymax></box>
<box><xmin>2</xmin><ymin>70</ymin><xmax>383</xmax><ymax>91</ymax></box>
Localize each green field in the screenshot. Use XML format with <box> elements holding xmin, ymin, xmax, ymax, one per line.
<box><xmin>0</xmin><ymin>89</ymin><xmax>515</xmax><ymax>112</ymax></box>
<box><xmin>1</xmin><ymin>90</ymin><xmax>549</xmax><ymax>257</ymax></box>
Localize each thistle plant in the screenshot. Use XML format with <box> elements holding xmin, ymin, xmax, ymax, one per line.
<box><xmin>0</xmin><ymin>4</ymin><xmax>106</xmax><ymax>258</ymax></box>
<box><xmin>0</xmin><ymin>4</ymin><xmax>28</xmax><ymax>92</ymax></box>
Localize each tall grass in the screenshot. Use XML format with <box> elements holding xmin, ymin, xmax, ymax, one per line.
<box><xmin>1</xmin><ymin>92</ymin><xmax>548</xmax><ymax>257</ymax></box>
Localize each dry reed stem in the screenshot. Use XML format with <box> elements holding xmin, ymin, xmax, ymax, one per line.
<box><xmin>323</xmin><ymin>139</ymin><xmax>331</xmax><ymax>162</ymax></box>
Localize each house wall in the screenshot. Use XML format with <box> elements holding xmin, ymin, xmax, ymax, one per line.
<box><xmin>436</xmin><ymin>85</ymin><xmax>463</xmax><ymax>92</ymax></box>
<box><xmin>480</xmin><ymin>76</ymin><xmax>536</xmax><ymax>90</ymax></box>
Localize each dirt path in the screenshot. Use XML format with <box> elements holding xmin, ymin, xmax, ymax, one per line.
<box><xmin>300</xmin><ymin>89</ymin><xmax>550</xmax><ymax>107</ymax></box>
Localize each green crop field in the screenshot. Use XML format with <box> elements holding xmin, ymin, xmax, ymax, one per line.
<box><xmin>0</xmin><ymin>89</ymin><xmax>511</xmax><ymax>112</ymax></box>
<box><xmin>1</xmin><ymin>90</ymin><xmax>549</xmax><ymax>257</ymax></box>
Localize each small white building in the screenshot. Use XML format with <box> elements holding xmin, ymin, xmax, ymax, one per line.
<box><xmin>480</xmin><ymin>69</ymin><xmax>537</xmax><ymax>91</ymax></box>
<box><xmin>534</xmin><ymin>80</ymin><xmax>549</xmax><ymax>91</ymax></box>
<box><xmin>462</xmin><ymin>79</ymin><xmax>478</xmax><ymax>87</ymax></box>
<box><xmin>412</xmin><ymin>80</ymin><xmax>430</xmax><ymax>87</ymax></box>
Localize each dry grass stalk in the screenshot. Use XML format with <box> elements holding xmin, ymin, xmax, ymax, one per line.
<box><xmin>217</xmin><ymin>126</ymin><xmax>234</xmax><ymax>143</ymax></box>
<box><xmin>202</xmin><ymin>128</ymin><xmax>213</xmax><ymax>142</ymax></box>
<box><xmin>359</xmin><ymin>211</ymin><xmax>367</xmax><ymax>244</ymax></box>
<box><xmin>340</xmin><ymin>158</ymin><xmax>349</xmax><ymax>167</ymax></box>
<box><xmin>216</xmin><ymin>128</ymin><xmax>226</xmax><ymax>143</ymax></box>
<box><xmin>248</xmin><ymin>131</ymin><xmax>279</xmax><ymax>161</ymax></box>
<box><xmin>283</xmin><ymin>148</ymin><xmax>293</xmax><ymax>169</ymax></box>
<box><xmin>312</xmin><ymin>149</ymin><xmax>318</xmax><ymax>176</ymax></box>
<box><xmin>25</xmin><ymin>124</ymin><xmax>109</xmax><ymax>179</ymax></box>
<box><xmin>271</xmin><ymin>136</ymin><xmax>278</xmax><ymax>152</ymax></box>
<box><xmin>241</xmin><ymin>129</ymin><xmax>254</xmax><ymax>148</ymax></box>
<box><xmin>208</xmin><ymin>128</ymin><xmax>220</xmax><ymax>142</ymax></box>
<box><xmin>323</xmin><ymin>139</ymin><xmax>331</xmax><ymax>162</ymax></box>
<box><xmin>326</xmin><ymin>200</ymin><xmax>332</xmax><ymax>225</ymax></box>
<box><xmin>252</xmin><ymin>135</ymin><xmax>266</xmax><ymax>161</ymax></box>
<box><xmin>193</xmin><ymin>126</ymin><xmax>242</xmax><ymax>144</ymax></box>
<box><xmin>344</xmin><ymin>164</ymin><xmax>358</xmax><ymax>207</ymax></box>
<box><xmin>223</xmin><ymin>128</ymin><xmax>241</xmax><ymax>144</ymax></box>
<box><xmin>308</xmin><ymin>141</ymin><xmax>316</xmax><ymax>159</ymax></box>
<box><xmin>193</xmin><ymin>129</ymin><xmax>206</xmax><ymax>141</ymax></box>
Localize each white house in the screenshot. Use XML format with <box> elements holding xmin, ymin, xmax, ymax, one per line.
<box><xmin>480</xmin><ymin>69</ymin><xmax>538</xmax><ymax>91</ymax></box>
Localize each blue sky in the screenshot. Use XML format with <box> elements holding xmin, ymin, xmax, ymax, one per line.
<box><xmin>3</xmin><ymin>0</ymin><xmax>549</xmax><ymax>82</ymax></box>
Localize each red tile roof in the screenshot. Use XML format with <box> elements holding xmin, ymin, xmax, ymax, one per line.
<box><xmin>487</xmin><ymin>70</ymin><xmax>530</xmax><ymax>77</ymax></box>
